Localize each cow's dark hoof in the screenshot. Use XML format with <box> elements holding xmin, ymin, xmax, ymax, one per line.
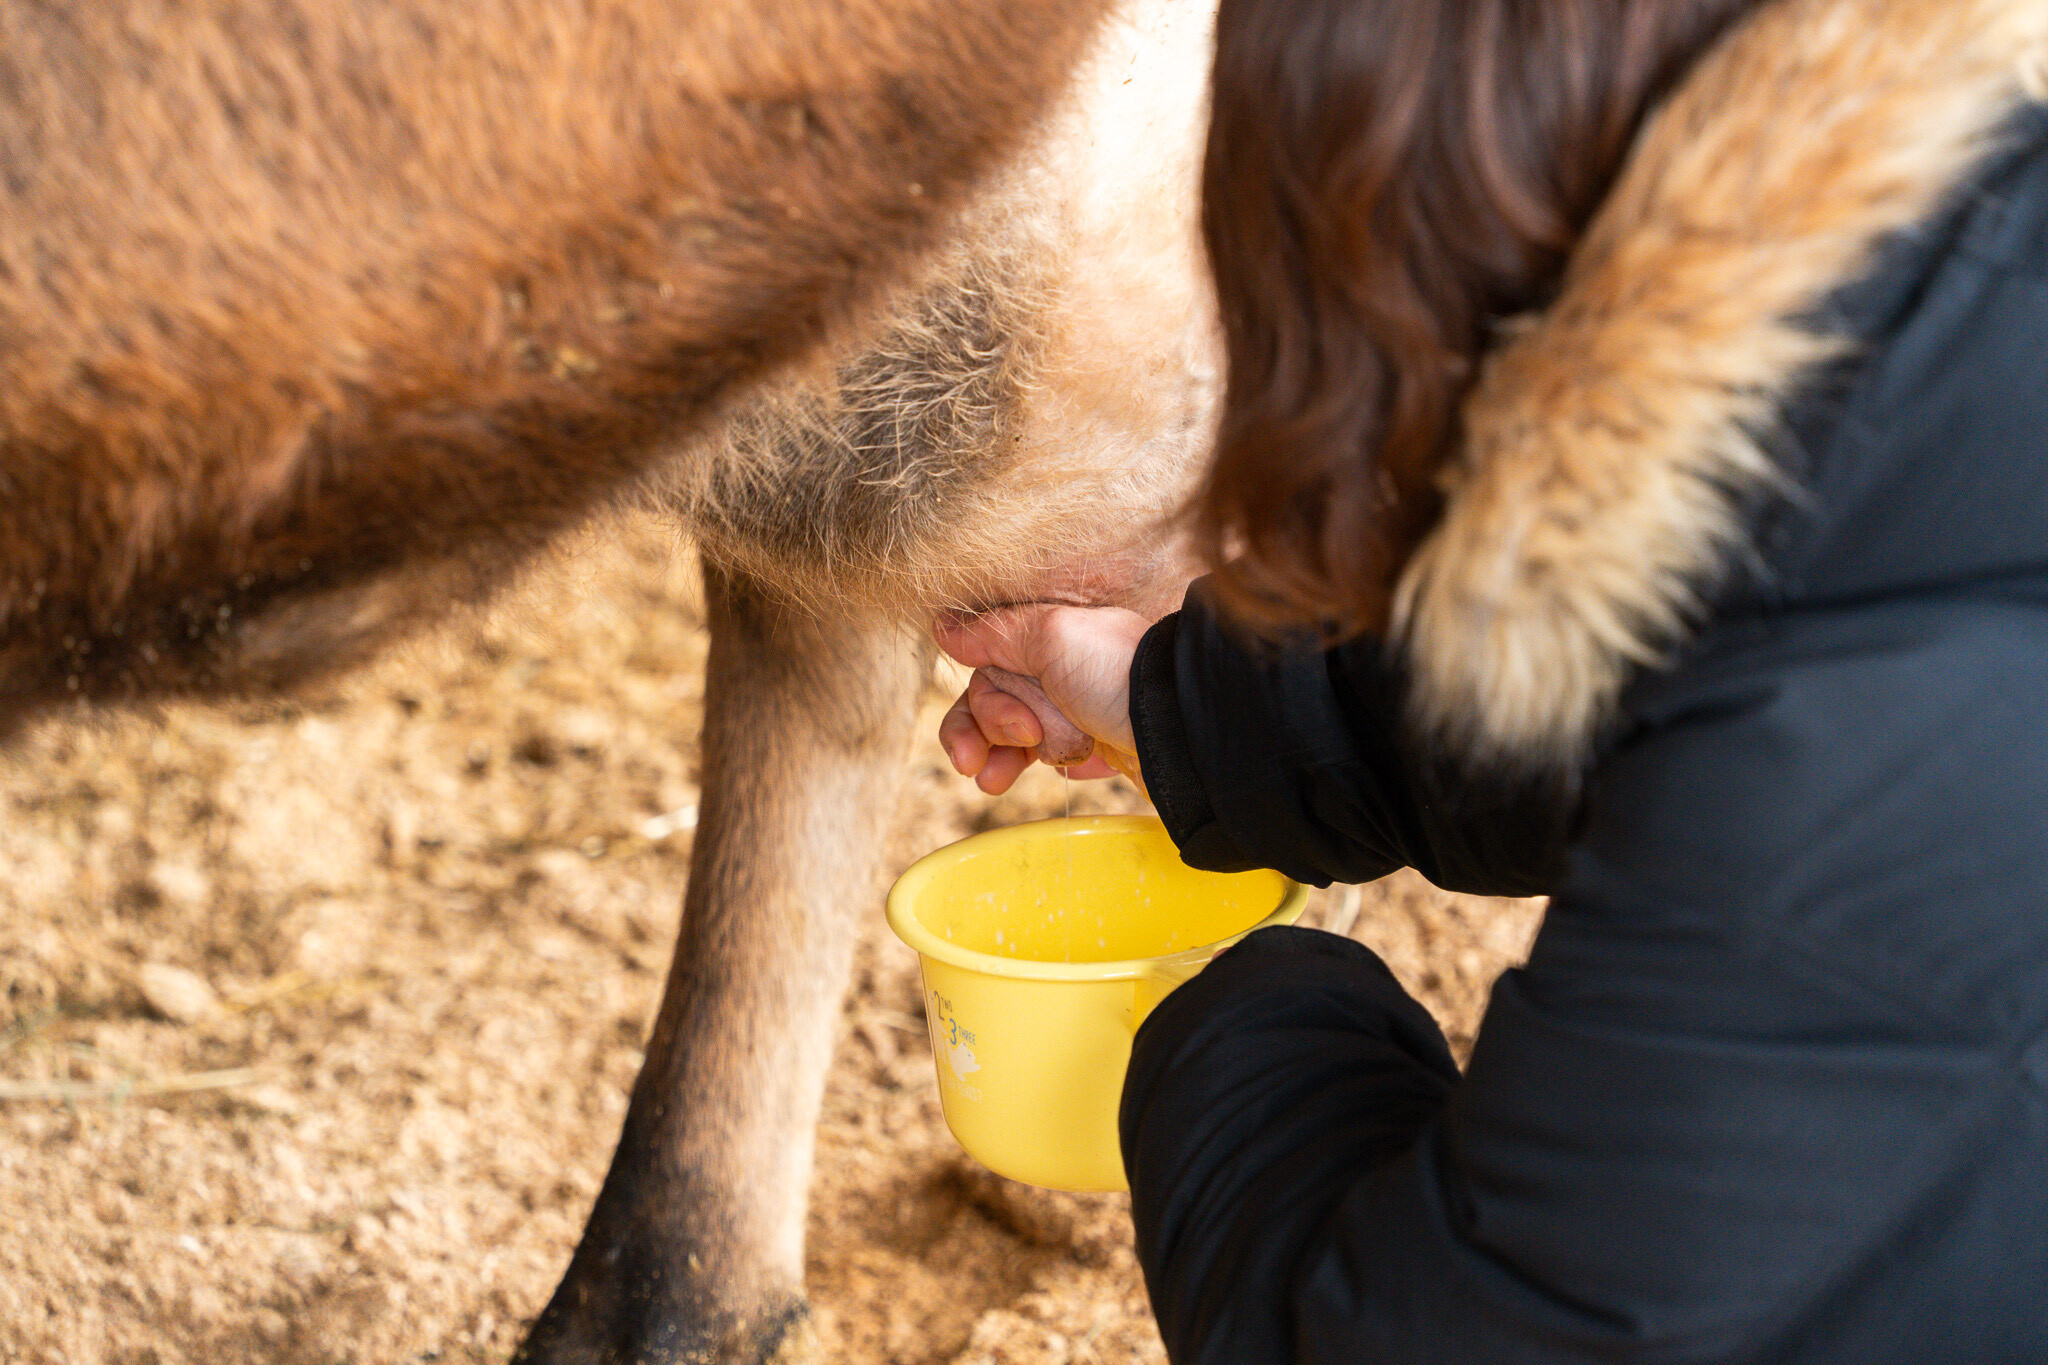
<box><xmin>511</xmin><ymin>1284</ymin><xmax>813</xmax><ymax>1365</ymax></box>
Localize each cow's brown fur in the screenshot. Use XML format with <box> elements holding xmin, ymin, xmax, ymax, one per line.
<box><xmin>672</xmin><ymin>2</ymin><xmax>1220</xmax><ymax>623</ymax></box>
<box><xmin>0</xmin><ymin>0</ymin><xmax>1113</xmax><ymax>722</ymax></box>
<box><xmin>521</xmin><ymin>7</ymin><xmax>1219</xmax><ymax>1357</ymax></box>
<box><xmin>0</xmin><ymin>3</ymin><xmax>1218</xmax><ymax>1361</ymax></box>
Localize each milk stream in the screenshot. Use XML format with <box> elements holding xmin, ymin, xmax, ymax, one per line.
<box><xmin>1061</xmin><ymin>770</ymin><xmax>1074</xmax><ymax>960</ymax></box>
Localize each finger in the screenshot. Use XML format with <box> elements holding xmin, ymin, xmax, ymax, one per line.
<box><xmin>976</xmin><ymin>742</ymin><xmax>1034</xmax><ymax>796</ymax></box>
<box><xmin>938</xmin><ymin>688</ymin><xmax>992</xmax><ymax>776</ymax></box>
<box><xmin>1055</xmin><ymin>753</ymin><xmax>1119</xmax><ymax>780</ymax></box>
<box><xmin>966</xmin><ymin>672</ymin><xmax>1046</xmax><ymax>749</ymax></box>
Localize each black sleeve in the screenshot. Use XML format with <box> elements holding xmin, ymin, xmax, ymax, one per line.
<box><xmin>1121</xmin><ymin>599</ymin><xmax>2048</xmax><ymax>1365</ymax></box>
<box><xmin>1119</xmin><ymin>926</ymin><xmax>1460</xmax><ymax>1359</ymax></box>
<box><xmin>1127</xmin><ymin>583</ymin><xmax>1563</xmax><ymax>897</ymax></box>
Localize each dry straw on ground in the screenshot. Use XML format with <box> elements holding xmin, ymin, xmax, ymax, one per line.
<box><xmin>0</xmin><ymin>510</ymin><xmax>1541</xmax><ymax>1364</ymax></box>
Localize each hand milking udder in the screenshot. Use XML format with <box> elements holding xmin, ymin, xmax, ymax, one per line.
<box><xmin>933</xmin><ymin>600</ymin><xmax>1152</xmax><ymax>795</ymax></box>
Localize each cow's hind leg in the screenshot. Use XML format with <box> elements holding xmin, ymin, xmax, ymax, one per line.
<box><xmin>515</xmin><ymin>563</ymin><xmax>925</xmax><ymax>1365</ymax></box>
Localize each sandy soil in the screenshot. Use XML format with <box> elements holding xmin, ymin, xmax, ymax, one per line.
<box><xmin>0</xmin><ymin>512</ymin><xmax>1543</xmax><ymax>1365</ymax></box>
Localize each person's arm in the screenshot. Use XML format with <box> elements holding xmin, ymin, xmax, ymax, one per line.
<box><xmin>936</xmin><ymin>582</ymin><xmax>1565</xmax><ymax>896</ymax></box>
<box><xmin>1129</xmin><ymin>586</ymin><xmax>1563</xmax><ymax>895</ymax></box>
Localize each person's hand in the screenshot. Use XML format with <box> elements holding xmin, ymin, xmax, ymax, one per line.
<box><xmin>933</xmin><ymin>604</ymin><xmax>1151</xmax><ymax>795</ymax></box>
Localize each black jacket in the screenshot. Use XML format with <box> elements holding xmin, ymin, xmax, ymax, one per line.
<box><xmin>1119</xmin><ymin>27</ymin><xmax>2048</xmax><ymax>1365</ymax></box>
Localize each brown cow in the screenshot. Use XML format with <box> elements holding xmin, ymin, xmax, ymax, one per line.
<box><xmin>0</xmin><ymin>1</ymin><xmax>1218</xmax><ymax>1360</ymax></box>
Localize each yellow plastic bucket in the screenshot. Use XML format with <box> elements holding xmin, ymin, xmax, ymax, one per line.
<box><xmin>885</xmin><ymin>814</ymin><xmax>1307</xmax><ymax>1192</ymax></box>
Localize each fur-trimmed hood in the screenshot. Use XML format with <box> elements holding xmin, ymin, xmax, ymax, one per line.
<box><xmin>1392</xmin><ymin>0</ymin><xmax>2048</xmax><ymax>772</ymax></box>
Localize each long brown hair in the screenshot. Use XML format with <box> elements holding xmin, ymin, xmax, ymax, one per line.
<box><xmin>1197</xmin><ymin>0</ymin><xmax>1768</xmax><ymax>635</ymax></box>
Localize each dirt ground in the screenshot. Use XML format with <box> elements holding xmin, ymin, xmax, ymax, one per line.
<box><xmin>0</xmin><ymin>511</ymin><xmax>1544</xmax><ymax>1365</ymax></box>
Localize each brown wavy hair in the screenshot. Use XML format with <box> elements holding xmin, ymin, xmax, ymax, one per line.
<box><xmin>1197</xmin><ymin>0</ymin><xmax>1768</xmax><ymax>636</ymax></box>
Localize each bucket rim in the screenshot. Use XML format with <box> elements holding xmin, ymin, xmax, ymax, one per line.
<box><xmin>885</xmin><ymin>813</ymin><xmax>1308</xmax><ymax>982</ymax></box>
